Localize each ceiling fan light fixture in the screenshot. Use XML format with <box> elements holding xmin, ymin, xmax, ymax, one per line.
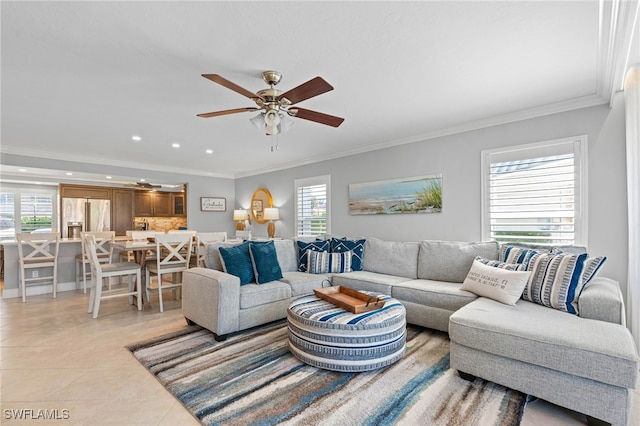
<box><xmin>250</xmin><ymin>112</ymin><xmax>265</xmax><ymax>130</ymax></box>
<box><xmin>264</xmin><ymin>109</ymin><xmax>281</xmax><ymax>127</ymax></box>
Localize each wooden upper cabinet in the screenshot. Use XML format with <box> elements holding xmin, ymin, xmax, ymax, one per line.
<box><xmin>172</xmin><ymin>193</ymin><xmax>186</xmax><ymax>216</ymax></box>
<box><xmin>60</xmin><ymin>184</ymin><xmax>111</xmax><ymax>199</ymax></box>
<box><xmin>153</xmin><ymin>192</ymin><xmax>172</xmax><ymax>216</ymax></box>
<box><xmin>112</xmin><ymin>189</ymin><xmax>134</xmax><ymax>236</ymax></box>
<box><xmin>134</xmin><ymin>191</ymin><xmax>172</xmax><ymax>217</ymax></box>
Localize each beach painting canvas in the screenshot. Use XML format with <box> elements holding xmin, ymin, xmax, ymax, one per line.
<box><xmin>349</xmin><ymin>174</ymin><xmax>443</xmax><ymax>215</ymax></box>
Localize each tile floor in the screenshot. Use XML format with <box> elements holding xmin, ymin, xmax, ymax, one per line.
<box><xmin>1</xmin><ymin>290</ymin><xmax>638</xmax><ymax>425</ymax></box>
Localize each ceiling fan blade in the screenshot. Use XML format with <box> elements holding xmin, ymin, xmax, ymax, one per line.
<box><xmin>202</xmin><ymin>74</ymin><xmax>263</xmax><ymax>100</ymax></box>
<box><xmin>288</xmin><ymin>107</ymin><xmax>344</xmax><ymax>128</ymax></box>
<box><xmin>197</xmin><ymin>107</ymin><xmax>259</xmax><ymax>118</ymax></box>
<box><xmin>278</xmin><ymin>76</ymin><xmax>334</xmax><ymax>105</ymax></box>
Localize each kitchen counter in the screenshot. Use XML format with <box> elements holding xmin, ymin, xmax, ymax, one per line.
<box><xmin>1</xmin><ymin>238</ymin><xmax>128</xmax><ymax>299</ymax></box>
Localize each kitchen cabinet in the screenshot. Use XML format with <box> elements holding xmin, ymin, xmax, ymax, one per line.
<box><xmin>172</xmin><ymin>193</ymin><xmax>186</xmax><ymax>216</ymax></box>
<box><xmin>60</xmin><ymin>184</ymin><xmax>111</xmax><ymax>199</ymax></box>
<box><xmin>112</xmin><ymin>189</ymin><xmax>134</xmax><ymax>236</ymax></box>
<box><xmin>135</xmin><ymin>191</ymin><xmax>172</xmax><ymax>217</ymax></box>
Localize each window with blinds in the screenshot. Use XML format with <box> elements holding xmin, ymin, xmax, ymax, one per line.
<box><xmin>482</xmin><ymin>137</ymin><xmax>586</xmax><ymax>246</ymax></box>
<box><xmin>0</xmin><ymin>186</ymin><xmax>57</xmax><ymax>239</ymax></box>
<box><xmin>295</xmin><ymin>175</ymin><xmax>330</xmax><ymax>237</ymax></box>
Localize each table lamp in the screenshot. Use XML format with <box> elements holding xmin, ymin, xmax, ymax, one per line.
<box><xmin>264</xmin><ymin>207</ymin><xmax>280</xmax><ymax>238</ymax></box>
<box><xmin>233</xmin><ymin>209</ymin><xmax>249</xmax><ymax>230</ymax></box>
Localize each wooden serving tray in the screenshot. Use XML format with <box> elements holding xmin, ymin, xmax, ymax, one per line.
<box><xmin>314</xmin><ymin>286</ymin><xmax>385</xmax><ymax>314</ymax></box>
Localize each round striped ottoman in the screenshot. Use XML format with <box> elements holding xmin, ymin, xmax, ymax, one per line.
<box><xmin>287</xmin><ymin>292</ymin><xmax>406</xmax><ymax>372</ymax></box>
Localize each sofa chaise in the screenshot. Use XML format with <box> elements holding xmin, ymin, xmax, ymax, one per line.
<box><xmin>182</xmin><ymin>237</ymin><xmax>638</xmax><ymax>426</ymax></box>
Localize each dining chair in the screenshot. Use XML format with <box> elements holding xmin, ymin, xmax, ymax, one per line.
<box><xmin>16</xmin><ymin>233</ymin><xmax>60</xmax><ymax>302</ymax></box>
<box><xmin>145</xmin><ymin>233</ymin><xmax>192</xmax><ymax>313</ymax></box>
<box><xmin>75</xmin><ymin>231</ymin><xmax>115</xmax><ymax>293</ymax></box>
<box><xmin>195</xmin><ymin>232</ymin><xmax>227</xmax><ymax>267</ymax></box>
<box><xmin>85</xmin><ymin>234</ymin><xmax>142</xmax><ymax>319</ymax></box>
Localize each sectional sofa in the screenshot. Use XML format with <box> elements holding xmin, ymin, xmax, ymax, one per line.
<box><xmin>182</xmin><ymin>237</ymin><xmax>638</xmax><ymax>426</ymax></box>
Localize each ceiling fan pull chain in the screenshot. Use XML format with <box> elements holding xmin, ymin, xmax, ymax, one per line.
<box><xmin>270</xmin><ymin>134</ymin><xmax>279</xmax><ymax>152</ymax></box>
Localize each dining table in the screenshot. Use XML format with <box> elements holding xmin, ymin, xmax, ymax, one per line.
<box><xmin>111</xmin><ymin>239</ymin><xmax>157</xmax><ymax>309</ymax></box>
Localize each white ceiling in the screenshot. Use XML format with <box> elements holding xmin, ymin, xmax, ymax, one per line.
<box><xmin>1</xmin><ymin>1</ymin><xmax>638</xmax><ymax>185</ymax></box>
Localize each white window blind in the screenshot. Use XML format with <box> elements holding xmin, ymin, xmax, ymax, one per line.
<box><xmin>295</xmin><ymin>175</ymin><xmax>330</xmax><ymax>237</ymax></box>
<box><xmin>482</xmin><ymin>137</ymin><xmax>586</xmax><ymax>246</ymax></box>
<box><xmin>0</xmin><ymin>185</ymin><xmax>57</xmax><ymax>239</ymax></box>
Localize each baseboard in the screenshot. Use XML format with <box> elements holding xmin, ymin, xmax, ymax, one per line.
<box><xmin>1</xmin><ymin>281</ymin><xmax>77</xmax><ymax>299</ymax></box>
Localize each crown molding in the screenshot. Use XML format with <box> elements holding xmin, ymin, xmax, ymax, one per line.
<box><xmin>235</xmin><ymin>93</ymin><xmax>608</xmax><ymax>178</ymax></box>
<box><xmin>599</xmin><ymin>0</ymin><xmax>640</xmax><ymax>105</ymax></box>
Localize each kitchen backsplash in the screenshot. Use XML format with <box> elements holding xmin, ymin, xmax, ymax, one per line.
<box><xmin>134</xmin><ymin>217</ymin><xmax>187</xmax><ymax>233</ymax></box>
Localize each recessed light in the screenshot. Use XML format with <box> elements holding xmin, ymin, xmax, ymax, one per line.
<box><xmin>66</xmin><ymin>172</ymin><xmax>73</xmax><ymax>176</ymax></box>
<box><xmin>106</xmin><ymin>176</ymin><xmax>112</xmax><ymax>179</ymax></box>
<box><xmin>206</xmin><ymin>149</ymin><xmax>213</xmax><ymax>154</ymax></box>
<box><xmin>18</xmin><ymin>168</ymin><xmax>27</xmax><ymax>172</ymax></box>
<box><xmin>132</xmin><ymin>135</ymin><xmax>141</xmax><ymax>141</ymax></box>
<box><xmin>172</xmin><ymin>143</ymin><xmax>180</xmax><ymax>148</ymax></box>
<box><xmin>140</xmin><ymin>179</ymin><xmax>146</xmax><ymax>182</ymax></box>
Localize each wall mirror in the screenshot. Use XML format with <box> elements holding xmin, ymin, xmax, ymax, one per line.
<box><xmin>250</xmin><ymin>188</ymin><xmax>273</xmax><ymax>224</ymax></box>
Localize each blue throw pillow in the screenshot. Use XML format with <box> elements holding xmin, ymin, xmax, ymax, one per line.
<box><xmin>331</xmin><ymin>237</ymin><xmax>366</xmax><ymax>271</ymax></box>
<box><xmin>219</xmin><ymin>242</ymin><xmax>254</xmax><ymax>285</ymax></box>
<box><xmin>296</xmin><ymin>240</ymin><xmax>330</xmax><ymax>272</ymax></box>
<box><xmin>249</xmin><ymin>241</ymin><xmax>283</xmax><ymax>284</ymax></box>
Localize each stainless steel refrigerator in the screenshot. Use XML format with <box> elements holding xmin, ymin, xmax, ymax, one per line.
<box><xmin>61</xmin><ymin>198</ymin><xmax>111</xmax><ymax>238</ymax></box>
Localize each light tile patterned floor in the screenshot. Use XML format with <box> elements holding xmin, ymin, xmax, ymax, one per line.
<box><xmin>1</xmin><ymin>290</ymin><xmax>638</xmax><ymax>425</ymax></box>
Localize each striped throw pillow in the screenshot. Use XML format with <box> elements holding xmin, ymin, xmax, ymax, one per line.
<box><xmin>475</xmin><ymin>256</ymin><xmax>528</xmax><ymax>271</ymax></box>
<box><xmin>501</xmin><ymin>245</ymin><xmax>544</xmax><ymax>267</ymax></box>
<box><xmin>523</xmin><ymin>252</ymin><xmax>606</xmax><ymax>315</ymax></box>
<box><xmin>307</xmin><ymin>250</ymin><xmax>353</xmax><ymax>274</ymax></box>
<box><xmin>296</xmin><ymin>240</ymin><xmax>331</xmax><ymax>272</ymax></box>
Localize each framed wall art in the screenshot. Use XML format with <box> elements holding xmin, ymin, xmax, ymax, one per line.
<box><xmin>349</xmin><ymin>174</ymin><xmax>442</xmax><ymax>215</ymax></box>
<box><xmin>200</xmin><ymin>197</ymin><xmax>226</xmax><ymax>212</ymax></box>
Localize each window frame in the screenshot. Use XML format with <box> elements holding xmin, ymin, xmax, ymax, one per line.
<box><xmin>481</xmin><ymin>136</ymin><xmax>588</xmax><ymax>246</ymax></box>
<box><xmin>294</xmin><ymin>175</ymin><xmax>331</xmax><ymax>237</ymax></box>
<box><xmin>0</xmin><ymin>184</ymin><xmax>58</xmax><ymax>240</ymax></box>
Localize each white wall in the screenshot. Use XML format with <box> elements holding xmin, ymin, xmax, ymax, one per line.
<box><xmin>236</xmin><ymin>100</ymin><xmax>629</xmax><ymax>296</ymax></box>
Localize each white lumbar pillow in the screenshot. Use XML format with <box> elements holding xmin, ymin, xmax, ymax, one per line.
<box><xmin>461</xmin><ymin>259</ymin><xmax>531</xmax><ymax>305</ymax></box>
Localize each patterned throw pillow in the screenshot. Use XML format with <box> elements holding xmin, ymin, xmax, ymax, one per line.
<box><xmin>475</xmin><ymin>256</ymin><xmax>528</xmax><ymax>271</ymax></box>
<box><xmin>296</xmin><ymin>240</ymin><xmax>330</xmax><ymax>272</ymax></box>
<box><xmin>331</xmin><ymin>237</ymin><xmax>366</xmax><ymax>271</ymax></box>
<box><xmin>307</xmin><ymin>250</ymin><xmax>353</xmax><ymax>274</ymax></box>
<box><xmin>523</xmin><ymin>252</ymin><xmax>606</xmax><ymax>315</ymax></box>
<box><xmin>219</xmin><ymin>241</ymin><xmax>254</xmax><ymax>285</ymax></box>
<box><xmin>501</xmin><ymin>245</ymin><xmax>544</xmax><ymax>267</ymax></box>
<box><xmin>248</xmin><ymin>241</ymin><xmax>283</xmax><ymax>284</ymax></box>
<box><xmin>462</xmin><ymin>259</ymin><xmax>531</xmax><ymax>305</ymax></box>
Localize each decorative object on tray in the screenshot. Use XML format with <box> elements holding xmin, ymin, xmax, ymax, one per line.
<box><xmin>314</xmin><ymin>285</ymin><xmax>385</xmax><ymax>313</ymax></box>
<box><xmin>200</xmin><ymin>197</ymin><xmax>226</xmax><ymax>212</ymax></box>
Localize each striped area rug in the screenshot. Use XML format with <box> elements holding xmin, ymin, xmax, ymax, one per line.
<box><xmin>127</xmin><ymin>321</ymin><xmax>528</xmax><ymax>426</ymax></box>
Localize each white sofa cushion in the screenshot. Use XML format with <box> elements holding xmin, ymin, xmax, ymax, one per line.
<box><xmin>417</xmin><ymin>240</ymin><xmax>500</xmax><ymax>283</ymax></box>
<box><xmin>361</xmin><ymin>238</ymin><xmax>419</xmax><ymax>279</ymax></box>
<box><xmin>449</xmin><ymin>297</ymin><xmax>638</xmax><ymax>389</ymax></box>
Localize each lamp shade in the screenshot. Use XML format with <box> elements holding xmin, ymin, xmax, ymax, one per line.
<box><xmin>264</xmin><ymin>207</ymin><xmax>280</xmax><ymax>221</ymax></box>
<box><xmin>233</xmin><ymin>209</ymin><xmax>249</xmax><ymax>221</ymax></box>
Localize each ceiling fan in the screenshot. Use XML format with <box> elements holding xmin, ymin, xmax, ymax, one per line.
<box><xmin>197</xmin><ymin>71</ymin><xmax>344</xmax><ymax>136</ymax></box>
<box><xmin>126</xmin><ymin>182</ymin><xmax>162</xmax><ymax>189</ymax></box>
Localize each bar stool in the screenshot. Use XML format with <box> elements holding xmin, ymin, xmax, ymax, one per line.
<box><xmin>146</xmin><ymin>233</ymin><xmax>192</xmax><ymax>313</ymax></box>
<box><xmin>16</xmin><ymin>233</ymin><xmax>60</xmax><ymax>302</ymax></box>
<box><xmin>75</xmin><ymin>231</ymin><xmax>115</xmax><ymax>293</ymax></box>
<box><xmin>195</xmin><ymin>232</ymin><xmax>227</xmax><ymax>266</ymax></box>
<box><xmin>85</xmin><ymin>234</ymin><xmax>142</xmax><ymax>319</ymax></box>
